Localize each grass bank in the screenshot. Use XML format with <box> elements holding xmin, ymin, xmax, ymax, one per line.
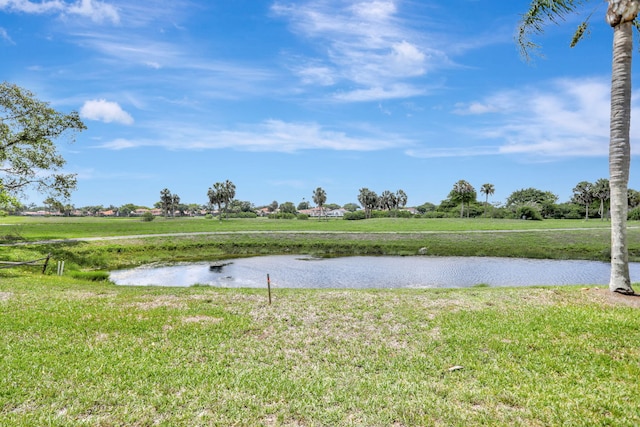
<box><xmin>2</xmin><ymin>217</ymin><xmax>640</xmax><ymax>271</ymax></box>
<box><xmin>1</xmin><ymin>275</ymin><xmax>638</xmax><ymax>426</ymax></box>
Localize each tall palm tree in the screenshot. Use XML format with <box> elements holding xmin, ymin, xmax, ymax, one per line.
<box><xmin>312</xmin><ymin>187</ymin><xmax>327</xmax><ymax>220</ymax></box>
<box><xmin>593</xmin><ymin>178</ymin><xmax>610</xmax><ymax>220</ymax></box>
<box><xmin>480</xmin><ymin>183</ymin><xmax>495</xmax><ymax>217</ymax></box>
<box><xmin>518</xmin><ymin>0</ymin><xmax>637</xmax><ymax>295</ymax></box>
<box><xmin>572</xmin><ymin>181</ymin><xmax>594</xmax><ymax>220</ymax></box>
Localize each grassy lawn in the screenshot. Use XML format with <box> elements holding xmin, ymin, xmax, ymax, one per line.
<box><xmin>1</xmin><ymin>216</ymin><xmax>639</xmax><ymax>425</ymax></box>
<box><xmin>0</xmin><ymin>216</ymin><xmax>618</xmax><ymax>241</ymax></box>
<box><xmin>1</xmin><ymin>274</ymin><xmax>639</xmax><ymax>426</ymax></box>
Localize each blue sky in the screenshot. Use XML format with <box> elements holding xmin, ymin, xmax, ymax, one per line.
<box><xmin>1</xmin><ymin>0</ymin><xmax>638</xmax><ymax>209</ymax></box>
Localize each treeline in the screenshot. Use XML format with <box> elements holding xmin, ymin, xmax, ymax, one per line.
<box><xmin>10</xmin><ymin>178</ymin><xmax>640</xmax><ymax>222</ymax></box>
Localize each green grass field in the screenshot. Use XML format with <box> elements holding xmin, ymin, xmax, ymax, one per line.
<box><xmin>0</xmin><ymin>215</ymin><xmax>618</xmax><ymax>240</ymax></box>
<box><xmin>1</xmin><ymin>275</ymin><xmax>639</xmax><ymax>426</ymax></box>
<box><xmin>1</xmin><ymin>216</ymin><xmax>639</xmax><ymax>426</ymax></box>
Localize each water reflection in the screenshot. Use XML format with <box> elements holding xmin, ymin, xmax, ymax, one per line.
<box><xmin>109</xmin><ymin>255</ymin><xmax>640</xmax><ymax>289</ymax></box>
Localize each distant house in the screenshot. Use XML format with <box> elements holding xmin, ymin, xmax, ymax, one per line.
<box><xmin>325</xmin><ymin>209</ymin><xmax>346</xmax><ymax>217</ymax></box>
<box><xmin>298</xmin><ymin>207</ymin><xmax>322</xmax><ymax>217</ymax></box>
<box><xmin>257</xmin><ymin>207</ymin><xmax>272</xmax><ymax>217</ymax></box>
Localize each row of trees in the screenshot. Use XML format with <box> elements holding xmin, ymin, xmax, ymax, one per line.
<box><xmin>357</xmin><ymin>188</ymin><xmax>408</xmax><ymax>219</ymax></box>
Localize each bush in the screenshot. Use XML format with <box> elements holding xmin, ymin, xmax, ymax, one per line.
<box><xmin>629</xmin><ymin>207</ymin><xmax>640</xmax><ymax>221</ymax></box>
<box><xmin>204</xmin><ymin>214</ymin><xmax>213</xmax><ymax>220</ymax></box>
<box><xmin>228</xmin><ymin>212</ymin><xmax>258</xmax><ymax>219</ymax></box>
<box><xmin>268</xmin><ymin>213</ymin><xmax>296</xmax><ymax>220</ymax></box>
<box><xmin>395</xmin><ymin>210</ymin><xmax>413</xmax><ymax>218</ymax></box>
<box><xmin>516</xmin><ymin>206</ymin><xmax>543</xmax><ymax>221</ymax></box>
<box><xmin>344</xmin><ymin>210</ymin><xmax>366</xmax><ymax>220</ymax></box>
<box><xmin>297</xmin><ymin>214</ymin><xmax>309</xmax><ymax>220</ymax></box>
<box><xmin>141</xmin><ymin>211</ymin><xmax>155</xmax><ymax>222</ymax></box>
<box><xmin>424</xmin><ymin>211</ymin><xmax>448</xmax><ymax>219</ymax></box>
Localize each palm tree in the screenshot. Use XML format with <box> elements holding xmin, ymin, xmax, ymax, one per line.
<box><xmin>312</xmin><ymin>187</ymin><xmax>327</xmax><ymax>220</ymax></box>
<box><xmin>593</xmin><ymin>178</ymin><xmax>610</xmax><ymax>220</ymax></box>
<box><xmin>572</xmin><ymin>181</ymin><xmax>594</xmax><ymax>220</ymax></box>
<box><xmin>358</xmin><ymin>188</ymin><xmax>378</xmax><ymax>219</ymax></box>
<box><xmin>160</xmin><ymin>188</ymin><xmax>172</xmax><ymax>218</ymax></box>
<box><xmin>518</xmin><ymin>0</ymin><xmax>637</xmax><ymax>294</ymax></box>
<box><xmin>396</xmin><ymin>189</ymin><xmax>408</xmax><ymax>210</ymax></box>
<box><xmin>450</xmin><ymin>180</ymin><xmax>476</xmax><ymax>218</ymax></box>
<box><xmin>480</xmin><ymin>183</ymin><xmax>495</xmax><ymax>217</ymax></box>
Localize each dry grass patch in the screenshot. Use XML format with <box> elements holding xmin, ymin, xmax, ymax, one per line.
<box><xmin>181</xmin><ymin>315</ymin><xmax>223</xmax><ymax>324</ymax></box>
<box><xmin>131</xmin><ymin>294</ymin><xmax>187</xmax><ymax>310</ymax></box>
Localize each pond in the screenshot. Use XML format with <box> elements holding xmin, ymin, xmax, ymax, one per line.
<box><xmin>109</xmin><ymin>255</ymin><xmax>640</xmax><ymax>289</ymax></box>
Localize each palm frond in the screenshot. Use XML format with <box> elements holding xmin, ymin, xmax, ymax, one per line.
<box><xmin>517</xmin><ymin>0</ymin><xmax>586</xmax><ymax>60</ymax></box>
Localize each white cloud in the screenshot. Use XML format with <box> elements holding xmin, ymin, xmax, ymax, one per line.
<box><xmin>67</xmin><ymin>0</ymin><xmax>119</xmax><ymax>24</ymax></box>
<box><xmin>333</xmin><ymin>83</ymin><xmax>425</xmax><ymax>102</ymax></box>
<box><xmin>80</xmin><ymin>99</ymin><xmax>134</xmax><ymax>125</ymax></box>
<box><xmin>0</xmin><ymin>0</ymin><xmax>119</xmax><ymax>24</ymax></box>
<box><xmin>97</xmin><ymin>119</ymin><xmax>412</xmax><ymax>152</ymax></box>
<box><xmin>416</xmin><ymin>77</ymin><xmax>640</xmax><ymax>160</ymax></box>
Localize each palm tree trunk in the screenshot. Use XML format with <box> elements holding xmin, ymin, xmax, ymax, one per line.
<box><xmin>609</xmin><ymin>20</ymin><xmax>635</xmax><ymax>294</ymax></box>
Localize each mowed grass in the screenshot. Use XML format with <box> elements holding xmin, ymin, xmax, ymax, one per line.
<box><xmin>1</xmin><ymin>274</ymin><xmax>639</xmax><ymax>426</ymax></box>
<box><xmin>3</xmin><ymin>216</ymin><xmax>640</xmax><ymax>271</ymax></box>
<box><xmin>0</xmin><ymin>215</ymin><xmax>618</xmax><ymax>241</ymax></box>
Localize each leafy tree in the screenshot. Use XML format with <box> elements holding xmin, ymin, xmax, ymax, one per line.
<box><xmin>593</xmin><ymin>178</ymin><xmax>610</xmax><ymax>220</ymax></box>
<box><xmin>312</xmin><ymin>187</ymin><xmax>327</xmax><ymax>219</ymax></box>
<box><xmin>358</xmin><ymin>188</ymin><xmax>378</xmax><ymax>219</ymax></box>
<box><xmin>449</xmin><ymin>180</ymin><xmax>476</xmax><ymax>218</ymax></box>
<box><xmin>0</xmin><ymin>82</ymin><xmax>86</xmax><ymax>201</ymax></box>
<box><xmin>297</xmin><ymin>200</ymin><xmax>310</xmax><ymax>210</ymax></box>
<box><xmin>517</xmin><ymin>0</ymin><xmax>637</xmax><ymax>294</ymax></box>
<box><xmin>279</xmin><ymin>201</ymin><xmax>297</xmax><ymax>214</ymax></box>
<box><xmin>572</xmin><ymin>181</ymin><xmax>594</xmax><ymax>220</ymax></box>
<box><xmin>269</xmin><ymin>200</ymin><xmax>278</xmax><ymax>212</ymax></box>
<box><xmin>480</xmin><ymin>183</ymin><xmax>495</xmax><ymax>217</ymax></box>
<box><xmin>343</xmin><ymin>203</ymin><xmax>360</xmax><ymax>212</ymax></box>
<box><xmin>628</xmin><ymin>188</ymin><xmax>640</xmax><ymax>208</ymax></box>
<box><xmin>506</xmin><ymin>188</ymin><xmax>558</xmax><ymax>207</ymax></box>
<box><xmin>416</xmin><ymin>202</ymin><xmax>436</xmax><ymax>214</ymax></box>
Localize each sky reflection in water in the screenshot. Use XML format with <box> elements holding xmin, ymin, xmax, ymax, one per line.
<box><xmin>110</xmin><ymin>255</ymin><xmax>640</xmax><ymax>288</ymax></box>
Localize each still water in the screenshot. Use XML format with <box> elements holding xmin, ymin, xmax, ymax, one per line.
<box><xmin>109</xmin><ymin>255</ymin><xmax>640</xmax><ymax>289</ymax></box>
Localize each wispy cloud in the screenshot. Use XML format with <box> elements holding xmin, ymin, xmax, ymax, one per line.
<box><xmin>411</xmin><ymin>77</ymin><xmax>640</xmax><ymax>159</ymax></box>
<box><xmin>272</xmin><ymin>0</ymin><xmax>444</xmax><ymax>102</ymax></box>
<box><xmin>0</xmin><ymin>27</ymin><xmax>13</xmax><ymax>44</ymax></box>
<box><xmin>0</xmin><ymin>0</ymin><xmax>119</xmax><ymax>24</ymax></box>
<box><xmin>80</xmin><ymin>99</ymin><xmax>134</xmax><ymax>124</ymax></box>
<box><xmin>96</xmin><ymin>119</ymin><xmax>412</xmax><ymax>152</ymax></box>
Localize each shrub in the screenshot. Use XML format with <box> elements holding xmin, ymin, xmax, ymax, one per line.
<box><xmin>204</xmin><ymin>214</ymin><xmax>213</xmax><ymax>220</ymax></box>
<box><xmin>228</xmin><ymin>212</ymin><xmax>258</xmax><ymax>219</ymax></box>
<box><xmin>516</xmin><ymin>206</ymin><xmax>543</xmax><ymax>221</ymax></box>
<box><xmin>424</xmin><ymin>211</ymin><xmax>448</xmax><ymax>219</ymax></box>
<box><xmin>344</xmin><ymin>210</ymin><xmax>366</xmax><ymax>220</ymax></box>
<box><xmin>141</xmin><ymin>211</ymin><xmax>155</xmax><ymax>222</ymax></box>
<box><xmin>268</xmin><ymin>213</ymin><xmax>296</xmax><ymax>220</ymax></box>
<box><xmin>297</xmin><ymin>214</ymin><xmax>309</xmax><ymax>220</ymax></box>
<box><xmin>629</xmin><ymin>207</ymin><xmax>640</xmax><ymax>221</ymax></box>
